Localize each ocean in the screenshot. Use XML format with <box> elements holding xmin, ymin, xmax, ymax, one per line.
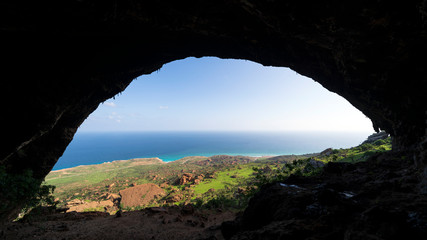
<box><xmin>53</xmin><ymin>131</ymin><xmax>371</xmax><ymax>170</ymax></box>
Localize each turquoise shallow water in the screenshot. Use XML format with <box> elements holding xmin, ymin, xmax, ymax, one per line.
<box><xmin>53</xmin><ymin>131</ymin><xmax>371</xmax><ymax>170</ymax></box>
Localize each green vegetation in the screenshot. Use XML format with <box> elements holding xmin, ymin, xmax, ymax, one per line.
<box><xmin>192</xmin><ymin>166</ymin><xmax>254</xmax><ymax>195</ymax></box>
<box><xmin>0</xmin><ymin>167</ymin><xmax>58</xmax><ymax>220</ymax></box>
<box><xmin>43</xmin><ymin>137</ymin><xmax>392</xmax><ymax>213</ymax></box>
<box><xmin>82</xmin><ymin>206</ymin><xmax>105</xmax><ymax>212</ymax></box>
<box><xmin>250</xmin><ymin>138</ymin><xmax>392</xmax><ymax>186</ymax></box>
<box><xmin>322</xmin><ymin>138</ymin><xmax>391</xmax><ymax>163</ymax></box>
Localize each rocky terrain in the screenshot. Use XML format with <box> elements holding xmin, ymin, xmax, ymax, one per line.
<box><xmin>43</xmin><ymin>154</ymin><xmax>270</xmax><ymax>212</ymax></box>
<box><xmin>222</xmin><ymin>152</ymin><xmax>427</xmax><ymax>239</ymax></box>
<box><xmin>3</xmin><ymin>137</ymin><xmax>421</xmax><ymax>239</ymax></box>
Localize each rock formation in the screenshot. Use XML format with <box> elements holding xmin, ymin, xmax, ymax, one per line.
<box><xmin>66</xmin><ymin>199</ymin><xmax>115</xmax><ymax>213</ymax></box>
<box><xmin>1</xmin><ymin>0</ymin><xmax>427</xmax><ymax>221</ymax></box>
<box><xmin>176</xmin><ymin>173</ymin><xmax>195</xmax><ymax>185</ymax></box>
<box><xmin>362</xmin><ymin>131</ymin><xmax>390</xmax><ymax>144</ymax></box>
<box><xmin>222</xmin><ymin>152</ymin><xmax>427</xmax><ymax>239</ymax></box>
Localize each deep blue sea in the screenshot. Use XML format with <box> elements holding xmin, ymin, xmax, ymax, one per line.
<box><xmin>53</xmin><ymin>131</ymin><xmax>371</xmax><ymax>170</ymax></box>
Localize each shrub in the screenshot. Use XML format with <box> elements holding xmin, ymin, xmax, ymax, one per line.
<box><xmin>252</xmin><ymin>159</ymin><xmax>322</xmax><ymax>187</ymax></box>
<box><xmin>359</xmin><ymin>143</ymin><xmax>374</xmax><ymax>151</ymax></box>
<box><xmin>378</xmin><ymin>146</ymin><xmax>387</xmax><ymax>151</ymax></box>
<box><xmin>373</xmin><ymin>139</ymin><xmax>386</xmax><ymax>146</ymax></box>
<box><xmin>0</xmin><ymin>167</ymin><xmax>57</xmax><ymax>219</ymax></box>
<box><xmin>203</xmin><ymin>195</ymin><xmax>235</xmax><ymax>209</ymax></box>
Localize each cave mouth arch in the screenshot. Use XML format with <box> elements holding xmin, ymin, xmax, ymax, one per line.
<box><xmin>3</xmin><ymin>37</ymin><xmax>426</xmax><ymax>181</ymax></box>
<box><xmin>2</xmin><ymin>0</ymin><xmax>427</xmax><ymax>222</ymax></box>
<box><xmin>54</xmin><ymin>57</ymin><xmax>374</xmax><ymax>171</ymax></box>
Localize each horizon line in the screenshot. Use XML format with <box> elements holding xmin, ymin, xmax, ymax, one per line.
<box><xmin>76</xmin><ymin>129</ymin><xmax>375</xmax><ymax>133</ymax></box>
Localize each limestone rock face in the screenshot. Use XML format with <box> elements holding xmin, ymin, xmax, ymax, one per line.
<box><xmin>362</xmin><ymin>131</ymin><xmax>390</xmax><ymax>144</ymax></box>
<box><xmin>1</xmin><ymin>1</ymin><xmax>427</xmax><ymax>220</ymax></box>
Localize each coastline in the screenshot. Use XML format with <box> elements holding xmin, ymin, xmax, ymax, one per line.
<box><xmin>54</xmin><ymin>131</ymin><xmax>371</xmax><ymax>170</ymax></box>
<box><xmin>50</xmin><ymin>154</ymin><xmax>281</xmax><ymax>173</ymax></box>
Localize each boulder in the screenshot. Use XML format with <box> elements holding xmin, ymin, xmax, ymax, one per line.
<box><xmin>66</xmin><ymin>200</ymin><xmax>114</xmax><ymax>213</ymax></box>
<box><xmin>181</xmin><ymin>204</ymin><xmax>194</xmax><ymax>215</ymax></box>
<box><xmin>176</xmin><ymin>173</ymin><xmax>194</xmax><ymax>185</ymax></box>
<box><xmin>320</xmin><ymin>148</ymin><xmax>334</xmax><ymax>156</ymax></box>
<box><xmin>67</xmin><ymin>199</ymin><xmax>84</xmax><ymax>206</ymax></box>
<box><xmin>308</xmin><ymin>159</ymin><xmax>325</xmax><ymax>168</ymax></box>
<box><xmin>166</xmin><ymin>194</ymin><xmax>183</xmax><ymax>203</ymax></box>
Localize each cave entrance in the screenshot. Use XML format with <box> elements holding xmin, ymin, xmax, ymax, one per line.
<box><xmin>43</xmin><ymin>57</ymin><xmax>378</xmax><ymax>215</ymax></box>
<box><xmin>56</xmin><ymin>57</ymin><xmax>373</xmax><ymax>170</ymax></box>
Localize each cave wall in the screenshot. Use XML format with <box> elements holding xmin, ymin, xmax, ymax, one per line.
<box><xmin>1</xmin><ymin>0</ymin><xmax>427</xmax><ymax>219</ymax></box>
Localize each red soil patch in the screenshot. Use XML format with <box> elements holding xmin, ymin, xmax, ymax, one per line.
<box><xmin>119</xmin><ymin>183</ymin><xmax>165</xmax><ymax>208</ymax></box>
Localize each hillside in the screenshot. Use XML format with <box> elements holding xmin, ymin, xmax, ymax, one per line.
<box><xmin>40</xmin><ymin>137</ymin><xmax>392</xmax><ymax>215</ymax></box>
<box><xmin>45</xmin><ymin>154</ymin><xmax>281</xmax><ymax>213</ymax></box>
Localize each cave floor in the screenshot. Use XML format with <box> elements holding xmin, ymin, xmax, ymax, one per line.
<box><xmin>0</xmin><ymin>207</ymin><xmax>234</xmax><ymax>240</ymax></box>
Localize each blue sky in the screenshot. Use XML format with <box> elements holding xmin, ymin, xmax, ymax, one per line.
<box><xmin>78</xmin><ymin>57</ymin><xmax>373</xmax><ymax>133</ymax></box>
